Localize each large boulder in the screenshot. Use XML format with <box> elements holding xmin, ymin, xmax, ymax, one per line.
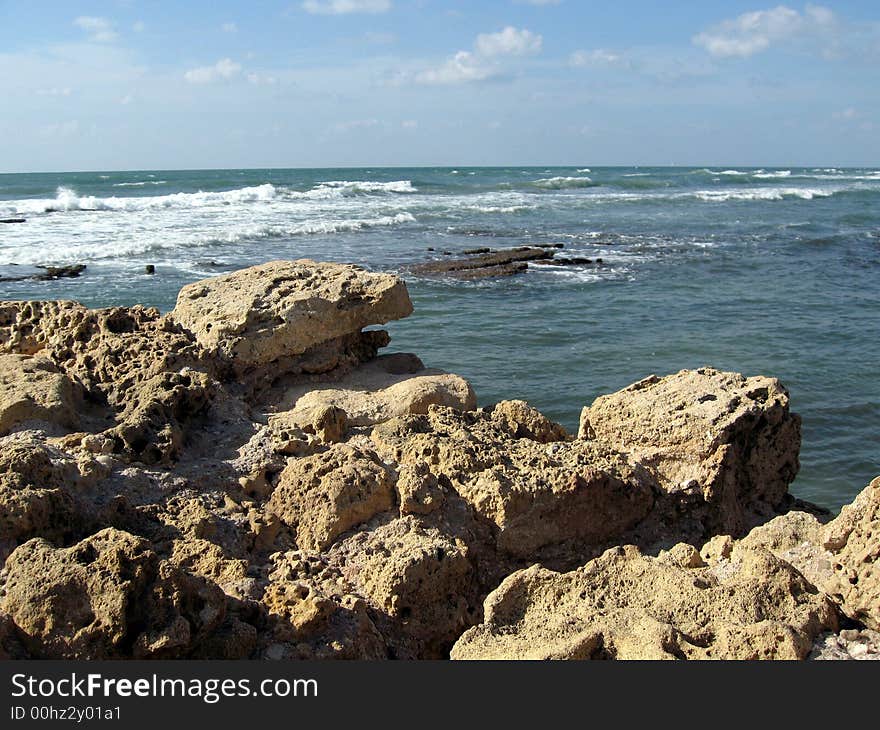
<box><xmin>171</xmin><ymin>260</ymin><xmax>413</xmax><ymax>371</ymax></box>
<box><xmin>371</xmin><ymin>405</ymin><xmax>654</xmax><ymax>558</ymax></box>
<box><xmin>579</xmin><ymin>368</ymin><xmax>801</xmax><ymax>535</ymax></box>
<box><xmin>451</xmin><ymin>541</ymin><xmax>839</xmax><ymax>660</ymax></box>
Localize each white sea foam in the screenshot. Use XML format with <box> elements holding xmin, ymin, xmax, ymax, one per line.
<box><xmin>752</xmin><ymin>170</ymin><xmax>791</xmax><ymax>179</ymax></box>
<box><xmin>693</xmin><ymin>187</ymin><xmax>832</xmax><ymax>202</ymax></box>
<box><xmin>531</xmin><ymin>176</ymin><xmax>595</xmax><ymax>189</ymax></box>
<box><xmin>113</xmin><ymin>180</ymin><xmax>169</xmax><ymax>187</ymax></box>
<box><xmin>576</xmin><ymin>168</ymin><xmax>591</xmax><ymax>173</ymax></box>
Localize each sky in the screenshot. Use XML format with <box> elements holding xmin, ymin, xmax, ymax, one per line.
<box><xmin>0</xmin><ymin>0</ymin><xmax>878</xmax><ymax>171</ymax></box>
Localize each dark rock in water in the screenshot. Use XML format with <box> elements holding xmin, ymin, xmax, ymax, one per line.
<box><xmin>36</xmin><ymin>265</ymin><xmax>86</xmax><ymax>280</ymax></box>
<box><xmin>0</xmin><ymin>218</ymin><xmax>26</xmax><ymax>224</ymax></box>
<box><xmin>462</xmin><ymin>247</ymin><xmax>492</xmax><ymax>255</ymax></box>
<box><xmin>556</xmin><ymin>257</ymin><xmax>594</xmax><ymax>265</ymax></box>
<box><xmin>427</xmin><ymin>247</ymin><xmax>435</xmax><ymax>251</ymax></box>
<box><xmin>532</xmin><ymin>243</ymin><xmax>564</xmax><ymax>249</ymax></box>
<box><xmin>596</xmin><ymin>258</ymin><xmax>603</xmax><ymax>264</ymax></box>
<box><xmin>145</xmin><ymin>265</ymin><xmax>156</xmax><ymax>275</ymax></box>
<box><xmin>412</xmin><ymin>247</ymin><xmax>553</xmax><ymax>279</ymax></box>
<box><xmin>442</xmin><ymin>251</ymin><xmax>452</xmax><ymax>256</ymax></box>
<box><xmin>453</xmin><ymin>262</ymin><xmax>529</xmax><ymax>279</ymax></box>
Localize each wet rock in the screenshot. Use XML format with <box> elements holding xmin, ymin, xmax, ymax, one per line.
<box><xmin>411</xmin><ymin>247</ymin><xmax>552</xmax><ymax>279</ymax></box>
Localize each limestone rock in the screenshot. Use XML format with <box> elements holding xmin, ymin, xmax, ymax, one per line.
<box><xmin>579</xmin><ymin>368</ymin><xmax>801</xmax><ymax>535</ymax></box>
<box><xmin>1</xmin><ymin>529</ymin><xmax>159</xmax><ymax>658</ymax></box>
<box><xmin>171</xmin><ymin>260</ymin><xmax>412</xmax><ymax>370</ymax></box>
<box><xmin>330</xmin><ymin>515</ymin><xmax>479</xmax><ymax>657</ymax></box>
<box><xmin>820</xmin><ymin>477</ymin><xmax>880</xmax><ymax>630</ymax></box>
<box><xmin>372</xmin><ymin>405</ymin><xmax>653</xmax><ymax>557</ymax></box>
<box><xmin>451</xmin><ymin>542</ymin><xmax>839</xmax><ymax>660</ymax></box>
<box><xmin>267</xmin><ymin>444</ymin><xmax>396</xmax><ymax>552</ymax></box>
<box><xmin>0</xmin><ymin>528</ymin><xmax>234</xmax><ymax>659</ymax></box>
<box><xmin>262</xmin><ymin>550</ymin><xmax>387</xmax><ymax>660</ymax></box>
<box><xmin>277</xmin><ymin>353</ymin><xmax>476</xmax><ymax>427</ymax></box>
<box><xmin>0</xmin><ymin>354</ymin><xmax>84</xmax><ymax>435</ymax></box>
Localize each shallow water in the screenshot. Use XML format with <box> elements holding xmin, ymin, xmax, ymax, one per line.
<box><xmin>1</xmin><ymin>166</ymin><xmax>878</xmax><ymax>510</ymax></box>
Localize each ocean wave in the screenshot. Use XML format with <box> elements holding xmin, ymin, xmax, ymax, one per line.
<box><xmin>693</xmin><ymin>187</ymin><xmax>832</xmax><ymax>202</ymax></box>
<box><xmin>113</xmin><ymin>180</ymin><xmax>169</xmax><ymax>187</ymax></box>
<box><xmin>576</xmin><ymin>168</ymin><xmax>591</xmax><ymax>173</ymax></box>
<box><xmin>752</xmin><ymin>170</ymin><xmax>791</xmax><ymax>179</ymax></box>
<box><xmin>5</xmin><ymin>184</ymin><xmax>279</xmax><ymax>214</ymax></box>
<box><xmin>531</xmin><ymin>176</ymin><xmax>596</xmax><ymax>190</ymax></box>
<box><xmin>200</xmin><ymin>212</ymin><xmax>417</xmax><ymax>243</ymax></box>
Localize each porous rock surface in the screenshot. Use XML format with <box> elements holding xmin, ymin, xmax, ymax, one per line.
<box><xmin>0</xmin><ymin>260</ymin><xmax>876</xmax><ymax>661</ymax></box>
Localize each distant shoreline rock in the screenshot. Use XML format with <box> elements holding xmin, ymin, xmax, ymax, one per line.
<box><xmin>0</xmin><ymin>259</ymin><xmax>876</xmax><ymax>660</ymax></box>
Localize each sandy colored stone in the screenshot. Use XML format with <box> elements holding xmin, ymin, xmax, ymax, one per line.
<box><xmin>451</xmin><ymin>542</ymin><xmax>839</xmax><ymax>660</ymax></box>
<box><xmin>267</xmin><ymin>444</ymin><xmax>396</xmax><ymax>552</ymax></box>
<box><xmin>261</xmin><ymin>550</ymin><xmax>387</xmax><ymax>660</ymax></box>
<box><xmin>171</xmin><ymin>260</ymin><xmax>412</xmax><ymax>369</ymax></box>
<box><xmin>278</xmin><ymin>353</ymin><xmax>476</xmax><ymax>427</ymax></box>
<box><xmin>820</xmin><ymin>477</ymin><xmax>880</xmax><ymax>630</ymax></box>
<box><xmin>0</xmin><ymin>354</ymin><xmax>84</xmax><ymax>435</ymax></box>
<box><xmin>1</xmin><ymin>528</ymin><xmax>159</xmax><ymax>658</ymax></box>
<box><xmin>330</xmin><ymin>515</ymin><xmax>479</xmax><ymax>657</ymax></box>
<box><xmin>372</xmin><ymin>405</ymin><xmax>653</xmax><ymax>557</ymax></box>
<box><xmin>579</xmin><ymin>368</ymin><xmax>801</xmax><ymax>534</ymax></box>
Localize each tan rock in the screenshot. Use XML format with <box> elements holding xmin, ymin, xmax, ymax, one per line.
<box><xmin>331</xmin><ymin>515</ymin><xmax>479</xmax><ymax>657</ymax></box>
<box><xmin>579</xmin><ymin>368</ymin><xmax>801</xmax><ymax>534</ymax></box>
<box><xmin>277</xmin><ymin>353</ymin><xmax>476</xmax><ymax>427</ymax></box>
<box><xmin>372</xmin><ymin>405</ymin><xmax>653</xmax><ymax>557</ymax></box>
<box><xmin>1</xmin><ymin>529</ymin><xmax>159</xmax><ymax>658</ymax></box>
<box><xmin>489</xmin><ymin>400</ymin><xmax>568</xmax><ymax>443</ymax></box>
<box><xmin>451</xmin><ymin>542</ymin><xmax>839</xmax><ymax>660</ymax></box>
<box><xmin>0</xmin><ymin>354</ymin><xmax>84</xmax><ymax>435</ymax></box>
<box><xmin>262</xmin><ymin>550</ymin><xmax>387</xmax><ymax>660</ymax></box>
<box><xmin>267</xmin><ymin>444</ymin><xmax>396</xmax><ymax>552</ymax></box>
<box><xmin>820</xmin><ymin>477</ymin><xmax>880</xmax><ymax>630</ymax></box>
<box><xmin>171</xmin><ymin>260</ymin><xmax>412</xmax><ymax>370</ymax></box>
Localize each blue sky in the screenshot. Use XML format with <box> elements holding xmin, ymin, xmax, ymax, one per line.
<box><xmin>1</xmin><ymin>1</ymin><xmax>878</xmax><ymax>171</ymax></box>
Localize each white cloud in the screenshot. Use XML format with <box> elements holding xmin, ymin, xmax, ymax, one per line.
<box><xmin>302</xmin><ymin>0</ymin><xmax>391</xmax><ymax>15</ymax></box>
<box><xmin>222</xmin><ymin>22</ymin><xmax>238</xmax><ymax>33</ymax></box>
<box><xmin>184</xmin><ymin>58</ymin><xmax>242</xmax><ymax>84</ymax></box>
<box><xmin>247</xmin><ymin>72</ymin><xmax>277</xmax><ymax>85</ymax></box>
<box><xmin>401</xmin><ymin>119</ymin><xmax>418</xmax><ymax>129</ymax></box>
<box><xmin>475</xmin><ymin>26</ymin><xmax>542</xmax><ymax>57</ymax></box>
<box><xmin>569</xmin><ymin>48</ymin><xmax>626</xmax><ymax>67</ymax></box>
<box><xmin>415</xmin><ymin>50</ymin><xmax>495</xmax><ymax>85</ymax></box>
<box><xmin>133</xmin><ymin>21</ymin><xmax>145</xmax><ymax>33</ymax></box>
<box><xmin>832</xmin><ymin>107</ymin><xmax>858</xmax><ymax>120</ymax></box>
<box><xmin>415</xmin><ymin>26</ymin><xmax>542</xmax><ymax>85</ymax></box>
<box><xmin>693</xmin><ymin>4</ymin><xmax>837</xmax><ymax>58</ymax></box>
<box><xmin>73</xmin><ymin>16</ymin><xmax>118</xmax><ymax>43</ymax></box>
<box><xmin>120</xmin><ymin>94</ymin><xmax>133</xmax><ymax>105</ymax></box>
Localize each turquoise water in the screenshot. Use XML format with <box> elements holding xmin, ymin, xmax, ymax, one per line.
<box><xmin>1</xmin><ymin>166</ymin><xmax>878</xmax><ymax>510</ymax></box>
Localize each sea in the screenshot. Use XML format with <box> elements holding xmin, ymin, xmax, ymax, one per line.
<box><xmin>1</xmin><ymin>166</ymin><xmax>878</xmax><ymax>511</ymax></box>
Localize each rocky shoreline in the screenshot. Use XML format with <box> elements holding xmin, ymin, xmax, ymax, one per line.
<box><xmin>0</xmin><ymin>260</ymin><xmax>876</xmax><ymax>660</ymax></box>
